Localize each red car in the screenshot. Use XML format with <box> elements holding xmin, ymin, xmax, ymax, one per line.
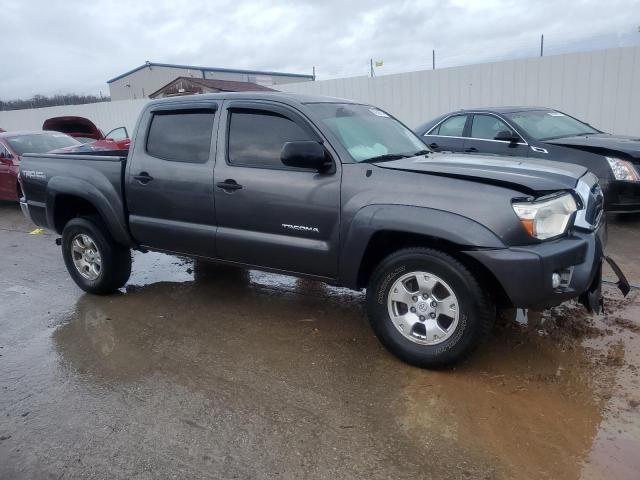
<box><xmin>0</xmin><ymin>131</ymin><xmax>81</xmax><ymax>201</ymax></box>
<box><xmin>43</xmin><ymin>116</ymin><xmax>130</xmax><ymax>150</ymax></box>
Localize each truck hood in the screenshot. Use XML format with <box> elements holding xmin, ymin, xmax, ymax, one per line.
<box><xmin>375</xmin><ymin>153</ymin><xmax>586</xmax><ymax>193</ymax></box>
<box><xmin>42</xmin><ymin>116</ymin><xmax>104</xmax><ymax>141</ymax></box>
<box><xmin>545</xmin><ymin>133</ymin><xmax>640</xmax><ymax>161</ymax></box>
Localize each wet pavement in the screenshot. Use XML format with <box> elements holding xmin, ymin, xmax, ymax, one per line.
<box><xmin>1</xmin><ymin>201</ymin><xmax>639</xmax><ymax>480</ymax></box>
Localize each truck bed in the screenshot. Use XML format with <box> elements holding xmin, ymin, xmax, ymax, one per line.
<box><xmin>20</xmin><ymin>152</ymin><xmax>131</xmax><ymax>245</ymax></box>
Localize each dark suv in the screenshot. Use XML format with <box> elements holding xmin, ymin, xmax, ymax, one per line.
<box><xmin>415</xmin><ymin>107</ymin><xmax>640</xmax><ymax>213</ymax></box>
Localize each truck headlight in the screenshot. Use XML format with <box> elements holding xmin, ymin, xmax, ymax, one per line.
<box><xmin>606</xmin><ymin>157</ymin><xmax>640</xmax><ymax>181</ymax></box>
<box><xmin>512</xmin><ymin>193</ymin><xmax>577</xmax><ymax>240</ymax></box>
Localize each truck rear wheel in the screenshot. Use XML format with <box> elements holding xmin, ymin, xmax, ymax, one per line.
<box><xmin>61</xmin><ymin>216</ymin><xmax>131</xmax><ymax>294</ymax></box>
<box><xmin>366</xmin><ymin>248</ymin><xmax>494</xmax><ymax>368</ymax></box>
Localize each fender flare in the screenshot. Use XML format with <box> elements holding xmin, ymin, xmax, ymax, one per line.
<box><xmin>45</xmin><ymin>176</ymin><xmax>133</xmax><ymax>247</ymax></box>
<box><xmin>338</xmin><ymin>204</ymin><xmax>506</xmax><ymax>288</ymax></box>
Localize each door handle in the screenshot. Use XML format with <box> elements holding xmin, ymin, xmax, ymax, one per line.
<box><xmin>429</xmin><ymin>143</ymin><xmax>439</xmax><ymax>149</ymax></box>
<box><xmin>465</xmin><ymin>147</ymin><xmax>478</xmax><ymax>153</ymax></box>
<box><xmin>133</xmin><ymin>172</ymin><xmax>154</xmax><ymax>184</ymax></box>
<box><xmin>216</xmin><ymin>179</ymin><xmax>243</xmax><ymax>192</ymax></box>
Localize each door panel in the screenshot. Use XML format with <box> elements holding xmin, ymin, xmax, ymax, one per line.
<box><xmin>0</xmin><ymin>143</ymin><xmax>13</xmax><ymax>199</ymax></box>
<box><xmin>464</xmin><ymin>114</ymin><xmax>529</xmax><ymax>157</ymax></box>
<box><xmin>213</xmin><ymin>102</ymin><xmax>341</xmax><ymax>278</ymax></box>
<box><xmin>126</xmin><ymin>105</ymin><xmax>219</xmax><ymax>257</ymax></box>
<box><xmin>421</xmin><ymin>114</ymin><xmax>468</xmax><ymax>152</ymax></box>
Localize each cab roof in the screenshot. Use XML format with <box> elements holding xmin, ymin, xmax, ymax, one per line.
<box><xmin>146</xmin><ymin>91</ymin><xmax>361</xmax><ymax>108</ymax></box>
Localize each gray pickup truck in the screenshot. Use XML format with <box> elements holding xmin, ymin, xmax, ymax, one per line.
<box><xmin>19</xmin><ymin>92</ymin><xmax>628</xmax><ymax>368</ymax></box>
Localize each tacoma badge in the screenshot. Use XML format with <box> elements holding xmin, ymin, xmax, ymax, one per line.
<box><xmin>282</xmin><ymin>224</ymin><xmax>320</xmax><ymax>233</ymax></box>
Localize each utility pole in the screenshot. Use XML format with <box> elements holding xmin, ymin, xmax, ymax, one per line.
<box><xmin>370</xmin><ymin>58</ymin><xmax>374</xmax><ymax>77</ymax></box>
<box><xmin>540</xmin><ymin>34</ymin><xmax>544</xmax><ymax>57</ymax></box>
<box><xmin>432</xmin><ymin>49</ymin><xmax>435</xmax><ymax>70</ymax></box>
<box><xmin>312</xmin><ymin>66</ymin><xmax>316</xmax><ymax>80</ymax></box>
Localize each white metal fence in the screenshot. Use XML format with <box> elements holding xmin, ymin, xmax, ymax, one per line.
<box><xmin>1</xmin><ymin>46</ymin><xmax>639</xmax><ymax>136</ymax></box>
<box><xmin>0</xmin><ymin>99</ymin><xmax>148</xmax><ymax>136</ymax></box>
<box><xmin>280</xmin><ymin>46</ymin><xmax>640</xmax><ymax>135</ymax></box>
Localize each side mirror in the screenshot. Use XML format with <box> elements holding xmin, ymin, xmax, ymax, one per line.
<box><xmin>281</xmin><ymin>141</ymin><xmax>330</xmax><ymax>172</ymax></box>
<box><xmin>494</xmin><ymin>130</ymin><xmax>520</xmax><ymax>143</ymax></box>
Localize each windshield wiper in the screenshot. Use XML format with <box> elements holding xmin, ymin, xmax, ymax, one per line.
<box><xmin>361</xmin><ymin>149</ymin><xmax>431</xmax><ymax>164</ymax></box>
<box><xmin>543</xmin><ymin>132</ymin><xmax>596</xmax><ymax>141</ymax></box>
<box><xmin>360</xmin><ymin>153</ymin><xmax>410</xmax><ymax>163</ymax></box>
<box><xmin>410</xmin><ymin>149</ymin><xmax>431</xmax><ymax>156</ymax></box>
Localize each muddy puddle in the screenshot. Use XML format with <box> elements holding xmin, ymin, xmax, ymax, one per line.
<box><xmin>39</xmin><ymin>252</ymin><xmax>640</xmax><ymax>479</ymax></box>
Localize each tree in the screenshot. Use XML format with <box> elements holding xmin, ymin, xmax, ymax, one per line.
<box><xmin>0</xmin><ymin>93</ymin><xmax>110</xmax><ymax>111</ymax></box>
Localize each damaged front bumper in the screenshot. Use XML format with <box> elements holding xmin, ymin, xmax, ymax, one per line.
<box><xmin>465</xmin><ymin>221</ymin><xmax>629</xmax><ymax>311</ymax></box>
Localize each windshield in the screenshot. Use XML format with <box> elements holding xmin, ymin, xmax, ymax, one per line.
<box><xmin>75</xmin><ymin>137</ymin><xmax>97</xmax><ymax>144</ymax></box>
<box><xmin>505</xmin><ymin>110</ymin><xmax>599</xmax><ymax>141</ymax></box>
<box><xmin>308</xmin><ymin>103</ymin><xmax>427</xmax><ymax>162</ymax></box>
<box><xmin>7</xmin><ymin>133</ymin><xmax>81</xmax><ymax>155</ymax></box>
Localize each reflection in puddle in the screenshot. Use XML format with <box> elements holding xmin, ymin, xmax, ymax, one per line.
<box><xmin>49</xmin><ymin>251</ymin><xmax>640</xmax><ymax>479</ymax></box>
<box><xmin>128</xmin><ymin>251</ymin><xmax>361</xmax><ymax>302</ymax></box>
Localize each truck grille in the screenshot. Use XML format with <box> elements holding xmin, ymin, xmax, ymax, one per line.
<box><xmin>574</xmin><ymin>173</ymin><xmax>603</xmax><ymax>230</ymax></box>
<box><xmin>586</xmin><ymin>183</ymin><xmax>604</xmax><ymax>226</ymax></box>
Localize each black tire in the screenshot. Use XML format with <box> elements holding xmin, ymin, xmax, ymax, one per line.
<box><xmin>61</xmin><ymin>216</ymin><xmax>131</xmax><ymax>294</ymax></box>
<box><xmin>366</xmin><ymin>248</ymin><xmax>494</xmax><ymax>368</ymax></box>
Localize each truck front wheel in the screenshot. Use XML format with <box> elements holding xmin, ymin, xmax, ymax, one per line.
<box><xmin>366</xmin><ymin>248</ymin><xmax>494</xmax><ymax>368</ymax></box>
<box><xmin>62</xmin><ymin>216</ymin><xmax>132</xmax><ymax>294</ymax></box>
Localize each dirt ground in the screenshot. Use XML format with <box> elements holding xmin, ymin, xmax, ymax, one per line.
<box><xmin>0</xmin><ymin>201</ymin><xmax>639</xmax><ymax>480</ymax></box>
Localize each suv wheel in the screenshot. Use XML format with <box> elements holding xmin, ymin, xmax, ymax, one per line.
<box><xmin>62</xmin><ymin>216</ymin><xmax>132</xmax><ymax>294</ymax></box>
<box><xmin>366</xmin><ymin>248</ymin><xmax>494</xmax><ymax>368</ymax></box>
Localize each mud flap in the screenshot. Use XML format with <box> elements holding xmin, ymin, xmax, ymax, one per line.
<box><xmin>604</xmin><ymin>255</ymin><xmax>631</xmax><ymax>297</ymax></box>
<box><xmin>579</xmin><ymin>265</ymin><xmax>603</xmax><ymax>314</ymax></box>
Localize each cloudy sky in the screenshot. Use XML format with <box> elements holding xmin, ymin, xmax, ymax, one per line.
<box><xmin>1</xmin><ymin>0</ymin><xmax>639</xmax><ymax>100</ymax></box>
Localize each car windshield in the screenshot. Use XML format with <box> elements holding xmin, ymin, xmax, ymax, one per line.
<box><xmin>7</xmin><ymin>133</ymin><xmax>81</xmax><ymax>155</ymax></box>
<box><xmin>505</xmin><ymin>110</ymin><xmax>599</xmax><ymax>141</ymax></box>
<box><xmin>308</xmin><ymin>103</ymin><xmax>427</xmax><ymax>162</ymax></box>
<box><xmin>75</xmin><ymin>137</ymin><xmax>97</xmax><ymax>144</ymax></box>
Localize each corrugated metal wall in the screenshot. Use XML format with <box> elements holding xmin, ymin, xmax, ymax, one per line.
<box><xmin>279</xmin><ymin>46</ymin><xmax>640</xmax><ymax>134</ymax></box>
<box><xmin>0</xmin><ymin>99</ymin><xmax>149</xmax><ymax>136</ymax></box>
<box><xmin>2</xmin><ymin>46</ymin><xmax>639</xmax><ymax>136</ymax></box>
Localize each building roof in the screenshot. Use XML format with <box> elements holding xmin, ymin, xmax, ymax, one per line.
<box><xmin>149</xmin><ymin>77</ymin><xmax>277</xmax><ymax>98</ymax></box>
<box><xmin>107</xmin><ymin>62</ymin><xmax>315</xmax><ymax>84</ymax></box>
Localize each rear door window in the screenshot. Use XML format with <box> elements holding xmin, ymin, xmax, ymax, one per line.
<box><xmin>432</xmin><ymin>115</ymin><xmax>467</xmax><ymax>137</ymax></box>
<box><xmin>146</xmin><ymin>110</ymin><xmax>215</xmax><ymax>163</ymax></box>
